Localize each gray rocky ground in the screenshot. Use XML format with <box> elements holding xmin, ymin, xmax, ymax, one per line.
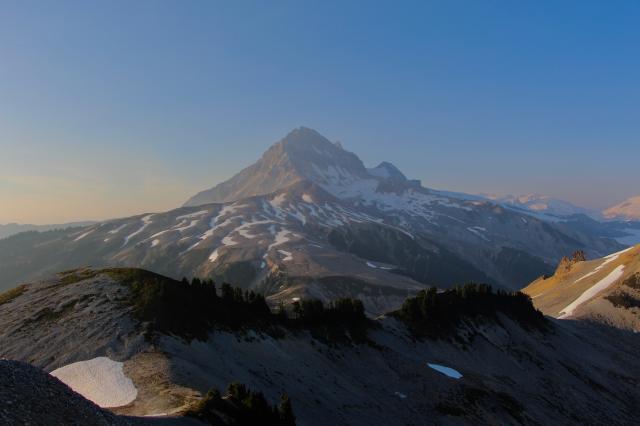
<box><xmin>1</xmin><ymin>269</ymin><xmax>639</xmax><ymax>425</ymax></box>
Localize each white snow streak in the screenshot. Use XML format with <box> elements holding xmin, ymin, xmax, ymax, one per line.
<box><xmin>209</xmin><ymin>249</ymin><xmax>219</xmax><ymax>263</ymax></box>
<box><xmin>427</xmin><ymin>363</ymin><xmax>463</xmax><ymax>379</ymax></box>
<box><xmin>175</xmin><ymin>210</ymin><xmax>209</xmax><ymax>220</ymax></box>
<box><xmin>107</xmin><ymin>224</ymin><xmax>127</xmax><ymax>234</ymax></box>
<box><xmin>575</xmin><ymin>246</ymin><xmax>634</xmax><ymax>283</ymax></box>
<box><xmin>278</xmin><ymin>250</ymin><xmax>293</xmax><ymax>261</ymax></box>
<box><xmin>466</xmin><ymin>226</ymin><xmax>489</xmax><ymax>241</ymax></box>
<box><xmin>73</xmin><ymin>229</ymin><xmax>94</xmax><ymax>242</ymax></box>
<box><xmin>222</xmin><ymin>235</ymin><xmax>237</xmax><ymax>246</ymax></box>
<box><xmin>559</xmin><ymin>264</ymin><xmax>626</xmax><ymax>319</ymax></box>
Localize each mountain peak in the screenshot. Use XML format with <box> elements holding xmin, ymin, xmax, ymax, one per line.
<box><xmin>281</xmin><ymin>127</ymin><xmax>329</xmax><ymax>146</ymax></box>
<box><xmin>184</xmin><ymin>128</ymin><xmax>370</xmax><ymax>206</ymax></box>
<box><xmin>603</xmin><ymin>195</ymin><xmax>640</xmax><ymax>220</ymax></box>
<box><xmin>183</xmin><ymin>128</ymin><xmax>425</xmax><ymax>207</ymax></box>
<box><xmin>368</xmin><ymin>162</ymin><xmax>407</xmax><ymax>180</ymax></box>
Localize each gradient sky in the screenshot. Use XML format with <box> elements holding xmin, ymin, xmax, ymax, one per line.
<box><xmin>1</xmin><ymin>1</ymin><xmax>639</xmax><ymax>224</ymax></box>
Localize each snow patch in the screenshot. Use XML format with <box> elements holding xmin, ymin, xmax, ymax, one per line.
<box><xmin>427</xmin><ymin>363</ymin><xmax>462</xmax><ymax>379</ymax></box>
<box><xmin>366</xmin><ymin>261</ymin><xmax>393</xmax><ymax>270</ymax></box>
<box><xmin>122</xmin><ymin>215</ymin><xmax>154</xmax><ymax>247</ymax></box>
<box><xmin>185</xmin><ymin>204</ymin><xmax>246</xmax><ymax>252</ymax></box>
<box><xmin>175</xmin><ymin>210</ymin><xmax>209</xmax><ymax>220</ymax></box>
<box><xmin>466</xmin><ymin>226</ymin><xmax>489</xmax><ymax>241</ymax></box>
<box><xmin>50</xmin><ymin>357</ymin><xmax>137</xmax><ymax>408</ymax></box>
<box><xmin>222</xmin><ymin>235</ymin><xmax>237</xmax><ymax>246</ymax></box>
<box><xmin>269</xmin><ymin>229</ymin><xmax>294</xmax><ymax>250</ymax></box>
<box><xmin>278</xmin><ymin>250</ymin><xmax>293</xmax><ymax>261</ymax></box>
<box><xmin>270</xmin><ymin>193</ymin><xmax>287</xmax><ymax>208</ymax></box>
<box><xmin>73</xmin><ymin>229</ymin><xmax>94</xmax><ymax>242</ymax></box>
<box><xmin>235</xmin><ymin>220</ymin><xmax>273</xmax><ymax>240</ymax></box>
<box><xmin>209</xmin><ymin>249</ymin><xmax>220</xmax><ymax>263</ymax></box>
<box><xmin>560</xmin><ymin>264</ymin><xmax>626</xmax><ymax>318</ymax></box>
<box><xmin>107</xmin><ymin>224</ymin><xmax>127</xmax><ymax>235</ymax></box>
<box><xmin>575</xmin><ymin>246</ymin><xmax>634</xmax><ymax>283</ymax></box>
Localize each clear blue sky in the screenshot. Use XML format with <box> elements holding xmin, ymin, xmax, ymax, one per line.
<box><xmin>1</xmin><ymin>1</ymin><xmax>638</xmax><ymax>223</ymax></box>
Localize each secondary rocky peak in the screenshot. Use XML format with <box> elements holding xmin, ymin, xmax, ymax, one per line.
<box><xmin>368</xmin><ymin>162</ymin><xmax>407</xmax><ymax>181</ymax></box>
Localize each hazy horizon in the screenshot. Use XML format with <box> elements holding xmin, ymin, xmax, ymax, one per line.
<box><xmin>2</xmin><ymin>1</ymin><xmax>639</xmax><ymax>224</ymax></box>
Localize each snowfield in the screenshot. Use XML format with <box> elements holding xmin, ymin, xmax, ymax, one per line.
<box><xmin>122</xmin><ymin>214</ymin><xmax>154</xmax><ymax>247</ymax></box>
<box><xmin>427</xmin><ymin>363</ymin><xmax>463</xmax><ymax>379</ymax></box>
<box><xmin>560</xmin><ymin>264</ymin><xmax>626</xmax><ymax>319</ymax></box>
<box><xmin>50</xmin><ymin>357</ymin><xmax>137</xmax><ymax>408</ymax></box>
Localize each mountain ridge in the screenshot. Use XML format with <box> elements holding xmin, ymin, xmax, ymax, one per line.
<box><xmin>523</xmin><ymin>244</ymin><xmax>640</xmax><ymax>331</ymax></box>
<box><xmin>2</xmin><ymin>267</ymin><xmax>640</xmax><ymax>425</ymax></box>
<box><xmin>0</xmin><ymin>128</ymin><xmax>624</xmax><ymax>311</ymax></box>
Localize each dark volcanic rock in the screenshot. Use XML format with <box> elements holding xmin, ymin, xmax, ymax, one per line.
<box><xmin>0</xmin><ymin>359</ymin><xmax>128</xmax><ymax>425</ymax></box>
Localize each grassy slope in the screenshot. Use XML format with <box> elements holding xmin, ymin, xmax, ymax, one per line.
<box><xmin>523</xmin><ymin>245</ymin><xmax>640</xmax><ymax>317</ymax></box>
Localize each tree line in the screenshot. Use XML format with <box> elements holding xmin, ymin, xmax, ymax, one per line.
<box><xmin>396</xmin><ymin>282</ymin><xmax>546</xmax><ymax>336</ymax></box>
<box><xmin>185</xmin><ymin>381</ymin><xmax>295</xmax><ymax>426</ymax></box>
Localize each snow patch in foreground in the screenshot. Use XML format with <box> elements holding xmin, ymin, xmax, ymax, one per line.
<box><xmin>366</xmin><ymin>261</ymin><xmax>394</xmax><ymax>270</ymax></box>
<box><xmin>427</xmin><ymin>363</ymin><xmax>463</xmax><ymax>379</ymax></box>
<box><xmin>50</xmin><ymin>357</ymin><xmax>137</xmax><ymax>408</ymax></box>
<box><xmin>559</xmin><ymin>264</ymin><xmax>625</xmax><ymax>319</ymax></box>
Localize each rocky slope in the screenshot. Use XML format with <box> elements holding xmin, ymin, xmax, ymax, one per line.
<box><xmin>0</xmin><ymin>129</ymin><xmax>622</xmax><ymax>310</ymax></box>
<box><xmin>0</xmin><ymin>360</ymin><xmax>131</xmax><ymax>425</ymax></box>
<box><xmin>1</xmin><ymin>268</ymin><xmax>640</xmax><ymax>425</ymax></box>
<box><xmin>523</xmin><ymin>245</ymin><xmax>640</xmax><ymax>331</ymax></box>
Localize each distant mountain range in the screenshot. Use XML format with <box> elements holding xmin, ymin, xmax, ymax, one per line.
<box><xmin>0</xmin><ymin>221</ymin><xmax>95</xmax><ymax>240</ymax></box>
<box><xmin>0</xmin><ymin>128</ymin><xmax>626</xmax><ymax>311</ymax></box>
<box><xmin>486</xmin><ymin>193</ymin><xmax>599</xmax><ymax>219</ymax></box>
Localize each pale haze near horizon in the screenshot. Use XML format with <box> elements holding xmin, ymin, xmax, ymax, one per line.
<box><xmin>1</xmin><ymin>1</ymin><xmax>638</xmax><ymax>225</ymax></box>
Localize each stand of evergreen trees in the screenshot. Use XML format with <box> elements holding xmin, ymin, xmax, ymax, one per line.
<box><xmin>395</xmin><ymin>283</ymin><xmax>545</xmax><ymax>336</ymax></box>
<box><xmin>288</xmin><ymin>298</ymin><xmax>369</xmax><ymax>341</ymax></box>
<box><xmin>185</xmin><ymin>382</ymin><xmax>295</xmax><ymax>426</ymax></box>
<box><xmin>103</xmin><ymin>268</ymin><xmax>369</xmax><ymax>341</ymax></box>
